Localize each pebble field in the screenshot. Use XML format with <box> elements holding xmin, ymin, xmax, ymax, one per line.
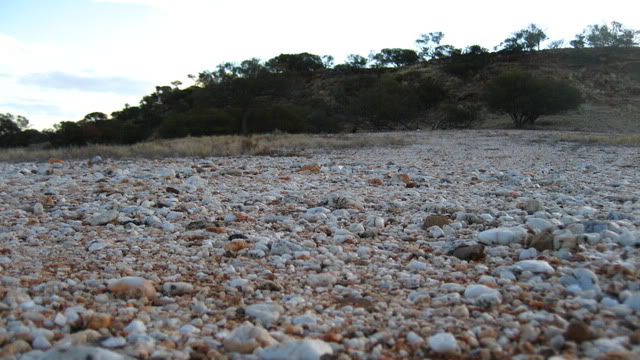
<box><xmin>1</xmin><ymin>130</ymin><xmax>639</xmax><ymax>359</ymax></box>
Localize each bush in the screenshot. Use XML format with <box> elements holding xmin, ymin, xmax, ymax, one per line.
<box><xmin>159</xmin><ymin>108</ymin><xmax>236</xmax><ymax>138</ymax></box>
<box><xmin>444</xmin><ymin>53</ymin><xmax>491</xmax><ymax>79</ymax></box>
<box><xmin>350</xmin><ymin>79</ymin><xmax>422</xmax><ymax>130</ymax></box>
<box><xmin>483</xmin><ymin>71</ymin><xmax>582</xmax><ymax>128</ymax></box>
<box><xmin>429</xmin><ymin>103</ymin><xmax>481</xmax><ymax>129</ymax></box>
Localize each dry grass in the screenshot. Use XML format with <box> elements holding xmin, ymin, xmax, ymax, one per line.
<box><xmin>0</xmin><ymin>133</ymin><xmax>411</xmax><ymax>163</ymax></box>
<box><xmin>558</xmin><ymin>134</ymin><xmax>640</xmax><ymax>147</ymax></box>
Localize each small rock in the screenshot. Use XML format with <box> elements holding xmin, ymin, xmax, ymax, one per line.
<box><xmin>514</xmin><ymin>260</ymin><xmax>554</xmax><ymax>274</ymax></box>
<box><xmin>449</xmin><ymin>244</ymin><xmax>485</xmax><ymax>261</ymax></box>
<box><xmin>524</xmin><ymin>199</ymin><xmax>544</xmax><ymax>214</ymax></box>
<box><xmin>564</xmin><ymin>321</ymin><xmax>594</xmax><ymax>343</ymax></box>
<box><xmin>90</xmin><ymin>211</ymin><xmax>119</xmax><ymax>226</ymax></box>
<box><xmin>246</xmin><ymin>303</ymin><xmax>284</xmax><ymax>326</ymax></box>
<box><xmin>428</xmin><ymin>332</ymin><xmax>460</xmax><ymax>355</ymax></box>
<box><xmin>101</xmin><ymin>337</ymin><xmax>127</xmax><ymax>348</ymax></box>
<box><xmin>87</xmin><ymin>313</ymin><xmax>112</xmax><ymax>330</ymax></box>
<box><xmin>424</xmin><ymin>215</ymin><xmax>451</xmax><ymax>229</ymax></box>
<box><xmin>478</xmin><ymin>227</ymin><xmax>527</xmax><ymax>245</ymax></box>
<box><xmin>163</xmin><ymin>282</ymin><xmax>194</xmax><ymax>296</ymax></box>
<box><xmin>123</xmin><ymin>319</ymin><xmax>147</xmax><ymax>334</ymax></box>
<box><xmin>108</xmin><ymin>277</ymin><xmax>156</xmax><ymax>299</ymax></box>
<box><xmin>223</xmin><ymin>322</ymin><xmax>277</xmax><ymax>354</ymax></box>
<box><xmin>464</xmin><ymin>284</ymin><xmax>502</xmax><ymax>306</ymax></box>
<box><xmin>306</xmin><ymin>273</ymin><xmax>337</xmax><ymax>288</ymax></box>
<box><xmin>256</xmin><ymin>339</ymin><xmax>333</xmax><ymax>360</ymax></box>
<box><xmin>39</xmin><ymin>345</ymin><xmax>129</xmax><ymax>360</ymax></box>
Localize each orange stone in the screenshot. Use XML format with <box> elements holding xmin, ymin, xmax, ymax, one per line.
<box><xmin>48</xmin><ymin>158</ymin><xmax>64</xmax><ymax>164</ymax></box>
<box><xmin>87</xmin><ymin>313</ymin><xmax>112</xmax><ymax>330</ymax></box>
<box><xmin>299</xmin><ymin>164</ymin><xmax>321</xmax><ymax>173</ymax></box>
<box><xmin>108</xmin><ymin>277</ymin><xmax>156</xmax><ymax>299</ymax></box>
<box><xmin>224</xmin><ymin>240</ymin><xmax>249</xmax><ymax>252</ymax></box>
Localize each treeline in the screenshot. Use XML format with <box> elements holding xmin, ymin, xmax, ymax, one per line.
<box><xmin>1</xmin><ymin>21</ymin><xmax>638</xmax><ymax>148</ymax></box>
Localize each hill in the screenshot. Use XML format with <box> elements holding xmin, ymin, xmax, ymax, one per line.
<box><xmin>2</xmin><ymin>47</ymin><xmax>639</xmax><ymax>149</ymax></box>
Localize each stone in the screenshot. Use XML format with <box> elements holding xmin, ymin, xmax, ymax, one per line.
<box><xmin>449</xmin><ymin>244</ymin><xmax>485</xmax><ymax>261</ymax></box>
<box><xmin>223</xmin><ymin>322</ymin><xmax>277</xmax><ymax>354</ymax></box>
<box><xmin>163</xmin><ymin>282</ymin><xmax>194</xmax><ymax>296</ymax></box>
<box><xmin>623</xmin><ymin>293</ymin><xmax>640</xmax><ymax>311</ymax></box>
<box><xmin>123</xmin><ymin>319</ymin><xmax>147</xmax><ymax>334</ymax></box>
<box><xmin>87</xmin><ymin>313</ymin><xmax>113</xmax><ymax>330</ymax></box>
<box><xmin>514</xmin><ymin>260</ymin><xmax>554</xmax><ymax>274</ymax></box>
<box><xmin>38</xmin><ymin>345</ymin><xmax>130</xmax><ymax>360</ymax></box>
<box><xmin>478</xmin><ymin>227</ymin><xmax>527</xmax><ymax>245</ymax></box>
<box><xmin>424</xmin><ymin>215</ymin><xmax>451</xmax><ymax>229</ymax></box>
<box><xmin>564</xmin><ymin>321</ymin><xmax>594</xmax><ymax>343</ymax></box>
<box><xmin>101</xmin><ymin>337</ymin><xmax>127</xmax><ymax>348</ymax></box>
<box><xmin>560</xmin><ymin>269</ymin><xmax>600</xmax><ymax>293</ymax></box>
<box><xmin>464</xmin><ymin>284</ymin><xmax>502</xmax><ymax>306</ymax></box>
<box><xmin>526</xmin><ymin>231</ymin><xmax>554</xmax><ymax>251</ymax></box>
<box><xmin>256</xmin><ymin>339</ymin><xmax>333</xmax><ymax>360</ymax></box>
<box><xmin>108</xmin><ymin>277</ymin><xmax>156</xmax><ymax>299</ymax></box>
<box><xmin>524</xmin><ymin>199</ymin><xmax>544</xmax><ymax>214</ymax></box>
<box><xmin>306</xmin><ymin>273</ymin><xmax>337</xmax><ymax>288</ymax></box>
<box><xmin>246</xmin><ymin>303</ymin><xmax>284</xmax><ymax>326</ymax></box>
<box><xmin>428</xmin><ymin>332</ymin><xmax>460</xmax><ymax>354</ymax></box>
<box><xmin>90</xmin><ymin>211</ymin><xmax>119</xmax><ymax>226</ymax></box>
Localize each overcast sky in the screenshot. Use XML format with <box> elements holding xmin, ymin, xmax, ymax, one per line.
<box><xmin>1</xmin><ymin>0</ymin><xmax>638</xmax><ymax>130</ymax></box>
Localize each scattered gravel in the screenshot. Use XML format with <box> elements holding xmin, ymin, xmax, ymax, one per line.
<box><xmin>1</xmin><ymin>130</ymin><xmax>639</xmax><ymax>359</ymax></box>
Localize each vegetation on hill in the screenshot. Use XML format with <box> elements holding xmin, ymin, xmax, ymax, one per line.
<box><xmin>1</xmin><ymin>21</ymin><xmax>638</xmax><ymax>149</ymax></box>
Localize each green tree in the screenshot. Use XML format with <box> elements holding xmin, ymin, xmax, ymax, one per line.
<box><xmin>369</xmin><ymin>48</ymin><xmax>419</xmax><ymax>67</ymax></box>
<box><xmin>351</xmin><ymin>79</ymin><xmax>422</xmax><ymax>130</ymax></box>
<box><xmin>484</xmin><ymin>71</ymin><xmax>583</xmax><ymax>128</ymax></box>
<box><xmin>82</xmin><ymin>112</ymin><xmax>108</xmax><ymax>122</ymax></box>
<box><xmin>416</xmin><ymin>32</ymin><xmax>445</xmax><ymax>59</ymax></box>
<box><xmin>265</xmin><ymin>53</ymin><xmax>325</xmax><ymax>73</ymax></box>
<box><xmin>575</xmin><ymin>21</ymin><xmax>639</xmax><ymax>48</ymax></box>
<box><xmin>0</xmin><ymin>113</ymin><xmax>30</xmax><ymax>147</ymax></box>
<box><xmin>345</xmin><ymin>54</ymin><xmax>368</xmax><ymax>68</ymax></box>
<box><xmin>499</xmin><ymin>24</ymin><xmax>547</xmax><ymax>52</ymax></box>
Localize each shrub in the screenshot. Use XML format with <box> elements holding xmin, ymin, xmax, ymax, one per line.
<box><xmin>483</xmin><ymin>71</ymin><xmax>582</xmax><ymax>128</ymax></box>
<box><xmin>158</xmin><ymin>108</ymin><xmax>236</xmax><ymax>138</ymax></box>
<box><xmin>350</xmin><ymin>79</ymin><xmax>422</xmax><ymax>130</ymax></box>
<box><xmin>429</xmin><ymin>103</ymin><xmax>481</xmax><ymax>129</ymax></box>
<box><xmin>444</xmin><ymin>53</ymin><xmax>491</xmax><ymax>79</ymax></box>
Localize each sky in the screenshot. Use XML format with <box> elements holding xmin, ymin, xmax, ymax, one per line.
<box><xmin>1</xmin><ymin>0</ymin><xmax>639</xmax><ymax>130</ymax></box>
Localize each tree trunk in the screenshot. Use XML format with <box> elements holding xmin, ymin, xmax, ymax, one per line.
<box><xmin>241</xmin><ymin>109</ymin><xmax>251</xmax><ymax>135</ymax></box>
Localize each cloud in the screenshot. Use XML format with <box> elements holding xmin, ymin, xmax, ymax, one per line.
<box><xmin>19</xmin><ymin>72</ymin><xmax>152</xmax><ymax>95</ymax></box>
<box><xmin>0</xmin><ymin>101</ymin><xmax>65</xmax><ymax>116</ymax></box>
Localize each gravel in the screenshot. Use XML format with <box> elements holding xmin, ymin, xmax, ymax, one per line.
<box><xmin>1</xmin><ymin>130</ymin><xmax>639</xmax><ymax>359</ymax></box>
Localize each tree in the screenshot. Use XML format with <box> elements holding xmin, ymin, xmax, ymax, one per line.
<box><xmin>82</xmin><ymin>112</ymin><xmax>108</xmax><ymax>122</ymax></box>
<box><xmin>322</xmin><ymin>55</ymin><xmax>335</xmax><ymax>69</ymax></box>
<box><xmin>265</xmin><ymin>53</ymin><xmax>325</xmax><ymax>73</ymax></box>
<box><xmin>570</xmin><ymin>34</ymin><xmax>586</xmax><ymax>49</ymax></box>
<box><xmin>575</xmin><ymin>21</ymin><xmax>639</xmax><ymax>48</ymax></box>
<box><xmin>547</xmin><ymin>40</ymin><xmax>564</xmax><ymax>49</ymax></box>
<box><xmin>0</xmin><ymin>113</ymin><xmax>30</xmax><ymax>147</ymax></box>
<box><xmin>484</xmin><ymin>71</ymin><xmax>582</xmax><ymax>128</ymax></box>
<box><xmin>416</xmin><ymin>32</ymin><xmax>444</xmax><ymax>59</ymax></box>
<box><xmin>464</xmin><ymin>45</ymin><xmax>489</xmax><ymax>55</ymax></box>
<box><xmin>369</xmin><ymin>48</ymin><xmax>419</xmax><ymax>67</ymax></box>
<box><xmin>345</xmin><ymin>54</ymin><xmax>368</xmax><ymax>68</ymax></box>
<box><xmin>499</xmin><ymin>24</ymin><xmax>547</xmax><ymax>52</ymax></box>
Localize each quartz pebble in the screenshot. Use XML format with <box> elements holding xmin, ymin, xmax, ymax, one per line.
<box><xmin>428</xmin><ymin>332</ymin><xmax>460</xmax><ymax>354</ymax></box>
<box><xmin>256</xmin><ymin>339</ymin><xmax>333</xmax><ymax>360</ymax></box>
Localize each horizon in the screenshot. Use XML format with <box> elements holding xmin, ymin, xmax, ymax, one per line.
<box><xmin>1</xmin><ymin>0</ymin><xmax>639</xmax><ymax>130</ymax></box>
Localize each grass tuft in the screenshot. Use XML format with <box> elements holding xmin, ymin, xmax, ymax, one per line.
<box><xmin>558</xmin><ymin>134</ymin><xmax>640</xmax><ymax>147</ymax></box>
<box><xmin>0</xmin><ymin>133</ymin><xmax>411</xmax><ymax>163</ymax></box>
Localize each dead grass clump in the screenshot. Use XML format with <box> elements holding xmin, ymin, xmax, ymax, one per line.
<box><xmin>0</xmin><ymin>133</ymin><xmax>411</xmax><ymax>163</ymax></box>
<box><xmin>558</xmin><ymin>134</ymin><xmax>640</xmax><ymax>147</ymax></box>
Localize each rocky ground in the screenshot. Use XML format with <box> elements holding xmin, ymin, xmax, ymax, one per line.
<box><xmin>0</xmin><ymin>130</ymin><xmax>639</xmax><ymax>360</ymax></box>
